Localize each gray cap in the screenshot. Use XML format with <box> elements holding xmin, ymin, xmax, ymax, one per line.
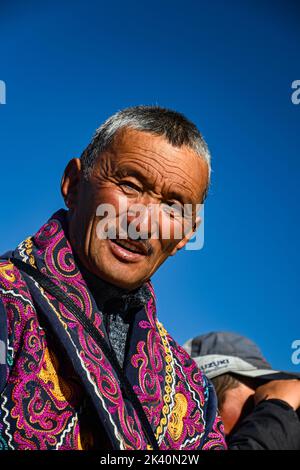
<box><xmin>183</xmin><ymin>332</ymin><xmax>300</xmax><ymax>381</ymax></box>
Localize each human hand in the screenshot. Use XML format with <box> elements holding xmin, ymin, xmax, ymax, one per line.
<box><xmin>254</xmin><ymin>379</ymin><xmax>300</xmax><ymax>411</ymax></box>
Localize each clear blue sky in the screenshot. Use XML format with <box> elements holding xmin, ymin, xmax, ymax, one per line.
<box><xmin>1</xmin><ymin>0</ymin><xmax>299</xmax><ymax>371</ymax></box>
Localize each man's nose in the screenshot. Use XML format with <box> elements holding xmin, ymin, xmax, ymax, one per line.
<box><xmin>126</xmin><ymin>203</ymin><xmax>154</xmax><ymax>239</ymax></box>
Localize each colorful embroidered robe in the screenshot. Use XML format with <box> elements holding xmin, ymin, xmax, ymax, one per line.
<box><xmin>0</xmin><ymin>210</ymin><xmax>226</xmax><ymax>450</ymax></box>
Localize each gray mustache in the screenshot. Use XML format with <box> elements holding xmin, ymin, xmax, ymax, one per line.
<box><xmin>106</xmin><ymin>226</ymin><xmax>154</xmax><ymax>256</ymax></box>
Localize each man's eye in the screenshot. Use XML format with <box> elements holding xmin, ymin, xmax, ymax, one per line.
<box><xmin>119</xmin><ymin>181</ymin><xmax>141</xmax><ymax>192</ymax></box>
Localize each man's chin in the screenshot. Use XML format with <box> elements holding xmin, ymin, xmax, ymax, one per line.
<box><xmin>89</xmin><ymin>244</ymin><xmax>149</xmax><ymax>289</ymax></box>
<box><xmin>102</xmin><ymin>273</ymin><xmax>145</xmax><ymax>290</ymax></box>
<box><xmin>91</xmin><ymin>262</ymin><xmax>146</xmax><ymax>290</ymax></box>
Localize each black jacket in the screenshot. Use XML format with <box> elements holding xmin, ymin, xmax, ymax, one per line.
<box><xmin>228</xmin><ymin>399</ymin><xmax>300</xmax><ymax>450</ymax></box>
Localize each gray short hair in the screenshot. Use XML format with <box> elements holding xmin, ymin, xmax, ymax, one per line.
<box><xmin>80</xmin><ymin>105</ymin><xmax>211</xmax><ymax>200</ymax></box>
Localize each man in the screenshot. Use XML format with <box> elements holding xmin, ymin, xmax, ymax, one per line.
<box><xmin>184</xmin><ymin>332</ymin><xmax>300</xmax><ymax>449</ymax></box>
<box><xmin>0</xmin><ymin>106</ymin><xmax>226</xmax><ymax>450</ymax></box>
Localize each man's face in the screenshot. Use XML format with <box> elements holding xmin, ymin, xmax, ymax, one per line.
<box><xmin>62</xmin><ymin>128</ymin><xmax>208</xmax><ymax>290</ymax></box>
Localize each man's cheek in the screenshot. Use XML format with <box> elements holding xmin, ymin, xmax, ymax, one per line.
<box><xmin>159</xmin><ymin>238</ymin><xmax>178</xmax><ymax>255</ymax></box>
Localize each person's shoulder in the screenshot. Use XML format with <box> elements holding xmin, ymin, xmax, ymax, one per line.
<box><xmin>0</xmin><ymin>257</ymin><xmax>35</xmax><ymax>333</ymax></box>
<box><xmin>0</xmin><ymin>258</ymin><xmax>39</xmax><ymax>391</ymax></box>
<box><xmin>160</xmin><ymin>323</ymin><xmax>195</xmax><ymax>361</ymax></box>
<box><xmin>158</xmin><ymin>321</ymin><xmax>206</xmax><ymax>380</ymax></box>
<box><xmin>0</xmin><ymin>258</ymin><xmax>30</xmax><ymax>293</ymax></box>
<box><xmin>0</xmin><ymin>259</ymin><xmax>19</xmax><ymax>282</ymax></box>
<box><xmin>158</xmin><ymin>322</ymin><xmax>227</xmax><ymax>449</ymax></box>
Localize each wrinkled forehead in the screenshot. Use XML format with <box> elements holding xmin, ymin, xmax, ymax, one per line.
<box><xmin>103</xmin><ymin>128</ymin><xmax>209</xmax><ymax>203</ymax></box>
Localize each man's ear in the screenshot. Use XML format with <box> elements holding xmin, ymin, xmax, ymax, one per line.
<box><xmin>169</xmin><ymin>215</ymin><xmax>202</xmax><ymax>256</ymax></box>
<box><xmin>61</xmin><ymin>158</ymin><xmax>82</xmax><ymax>209</ymax></box>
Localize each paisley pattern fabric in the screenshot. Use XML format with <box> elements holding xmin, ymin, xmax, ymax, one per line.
<box><xmin>0</xmin><ymin>210</ymin><xmax>226</xmax><ymax>450</ymax></box>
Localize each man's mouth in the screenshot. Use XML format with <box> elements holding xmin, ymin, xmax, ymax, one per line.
<box><xmin>108</xmin><ymin>238</ymin><xmax>150</xmax><ymax>262</ymax></box>
<box><xmin>113</xmin><ymin>238</ymin><xmax>148</xmax><ymax>255</ymax></box>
